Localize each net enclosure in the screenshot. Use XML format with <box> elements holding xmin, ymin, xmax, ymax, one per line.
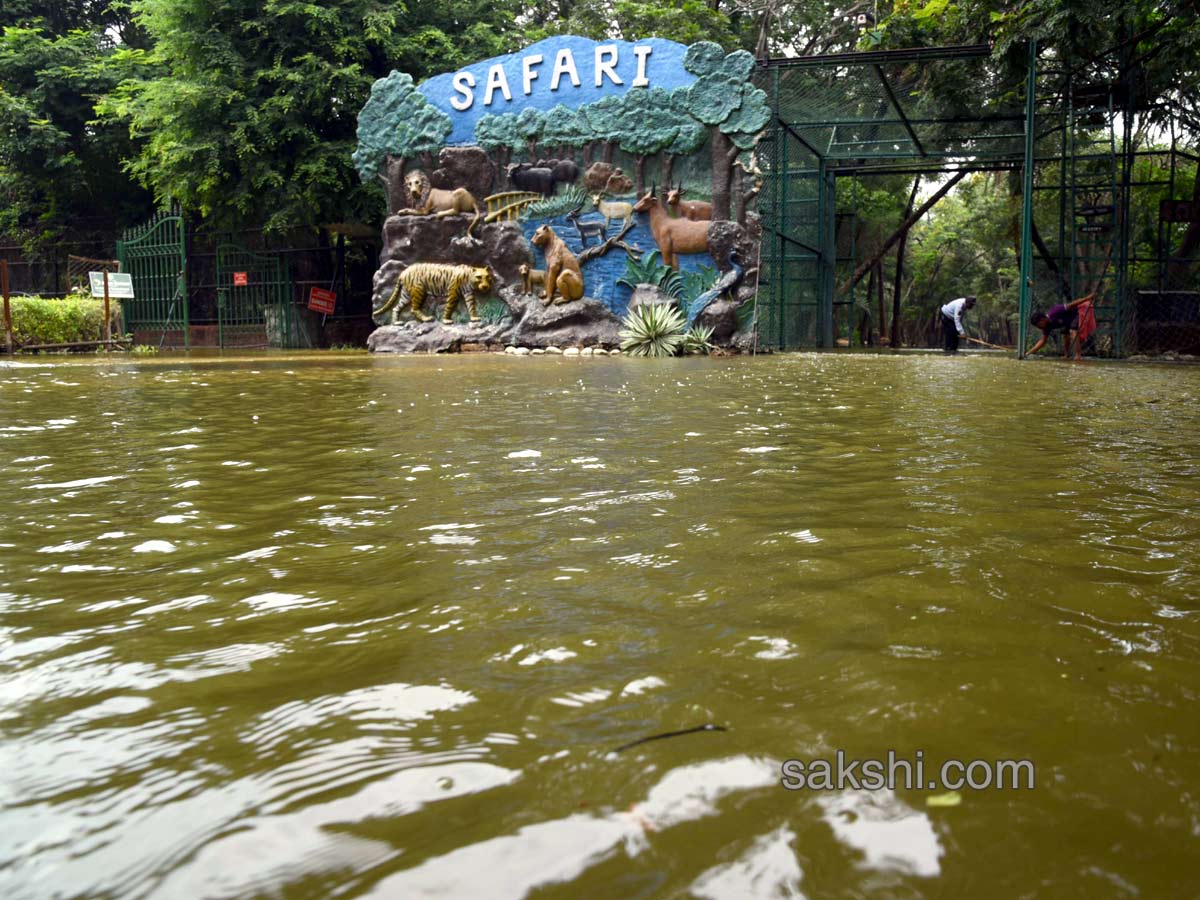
<box><xmin>754</xmin><ymin>41</ymin><xmax>1199</xmax><ymax>356</ymax></box>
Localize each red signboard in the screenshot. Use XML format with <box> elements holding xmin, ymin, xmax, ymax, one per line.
<box><xmin>308</xmin><ymin>286</ymin><xmax>337</xmax><ymax>315</ymax></box>
<box><xmin>232</xmin><ymin>271</ymin><xmax>248</xmax><ymax>286</ymax></box>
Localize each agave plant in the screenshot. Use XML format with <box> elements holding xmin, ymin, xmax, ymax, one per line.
<box><xmin>619</xmin><ymin>302</ymin><xmax>687</xmax><ymax>357</ymax></box>
<box><xmin>617</xmin><ymin>250</ymin><xmax>683</xmax><ymax>299</ymax></box>
<box><xmin>682</xmin><ymin>324</ymin><xmax>715</xmax><ymax>355</ymax></box>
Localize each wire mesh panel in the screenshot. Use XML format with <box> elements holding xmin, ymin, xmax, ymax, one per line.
<box><xmin>215</xmin><ymin>245</ymin><xmax>293</xmax><ymax>349</ymax></box>
<box><xmin>115</xmin><ymin>211</ymin><xmax>188</xmax><ymax>344</ymax></box>
<box><xmin>757</xmin><ymin>126</ymin><xmax>827</xmax><ymax>349</ymax></box>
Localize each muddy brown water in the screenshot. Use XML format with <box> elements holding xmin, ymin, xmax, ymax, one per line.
<box><xmin>2</xmin><ymin>352</ymin><xmax>1199</xmax><ymax>899</ymax></box>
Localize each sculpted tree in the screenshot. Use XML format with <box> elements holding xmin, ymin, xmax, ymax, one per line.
<box><xmin>674</xmin><ymin>42</ymin><xmax>770</xmax><ymax>221</ymax></box>
<box><xmin>614</xmin><ymin>88</ymin><xmax>679</xmax><ymax>195</ymax></box>
<box><xmin>475</xmin><ymin>112</ymin><xmax>523</xmax><ymax>171</ymax></box>
<box><xmin>538</xmin><ymin>104</ymin><xmax>591</xmax><ymax>161</ymax></box>
<box><xmin>353</xmin><ymin>71</ymin><xmax>452</xmax><ymax>213</ymax></box>
<box><xmin>514</xmin><ymin>107</ymin><xmax>546</xmax><ymax>160</ymax></box>
<box><xmin>580</xmin><ymin>95</ymin><xmax>625</xmax><ymax>164</ymax></box>
<box><xmin>659</xmin><ymin>117</ymin><xmax>705</xmax><ymax>192</ymax></box>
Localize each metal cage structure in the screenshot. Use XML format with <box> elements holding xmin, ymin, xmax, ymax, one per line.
<box><xmin>755</xmin><ymin>40</ymin><xmax>1199</xmax><ymax>355</ymax></box>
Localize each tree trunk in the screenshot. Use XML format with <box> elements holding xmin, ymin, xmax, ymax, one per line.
<box><xmin>662</xmin><ymin>154</ymin><xmax>675</xmax><ymax>191</ymax></box>
<box><xmin>733</xmin><ymin>165</ymin><xmax>747</xmax><ymax>226</ymax></box>
<box><xmin>710</xmin><ymin>130</ymin><xmax>737</xmax><ymax>222</ymax></box>
<box><xmin>875</xmin><ymin>260</ymin><xmax>886</xmax><ymax>342</ymax></box>
<box><xmin>583</xmin><ymin>142</ymin><xmax>594</xmax><ymax>165</ymax></box>
<box><xmin>890</xmin><ymin>176</ymin><xmax>920</xmax><ymax>347</ymax></box>
<box><xmin>634</xmin><ymin>155</ymin><xmax>647</xmax><ymax>195</ymax></box>
<box><xmin>864</xmin><ymin>264</ymin><xmax>876</xmax><ymax>345</ymax></box>
<box><xmin>1168</xmin><ymin>161</ymin><xmax>1200</xmax><ymax>285</ymax></box>
<box><xmin>602</xmin><ymin>142</ymin><xmax>614</xmax><ymax>164</ymax></box>
<box><xmin>384</xmin><ymin>155</ymin><xmax>406</xmax><ymax>214</ymax></box>
<box><xmin>844</xmin><ymin>171</ymin><xmax>965</xmax><ymax>291</ymax></box>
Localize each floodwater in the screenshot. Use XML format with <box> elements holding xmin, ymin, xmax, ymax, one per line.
<box><xmin>2</xmin><ymin>351</ymin><xmax>1199</xmax><ymax>899</ymax></box>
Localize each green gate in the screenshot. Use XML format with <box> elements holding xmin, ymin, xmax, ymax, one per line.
<box><xmin>215</xmin><ymin>245</ymin><xmax>299</xmax><ymax>348</ymax></box>
<box><xmin>115</xmin><ymin>210</ymin><xmax>188</xmax><ymax>346</ymax></box>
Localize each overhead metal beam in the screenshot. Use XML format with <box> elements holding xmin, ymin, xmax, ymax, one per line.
<box><xmin>758</xmin><ymin>43</ymin><xmax>991</xmax><ymax>69</ymax></box>
<box><xmin>776</xmin><ymin>116</ymin><xmax>824</xmax><ymax>159</ymax></box>
<box><xmin>873</xmin><ymin>64</ymin><xmax>926</xmax><ymax>157</ymax></box>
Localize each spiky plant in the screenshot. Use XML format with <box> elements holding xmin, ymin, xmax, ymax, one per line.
<box><xmin>619</xmin><ymin>302</ymin><xmax>687</xmax><ymax>357</ymax></box>
<box><xmin>617</xmin><ymin>250</ymin><xmax>683</xmax><ymax>298</ymax></box>
<box><xmin>521</xmin><ymin>186</ymin><xmax>588</xmax><ymax>221</ymax></box>
<box><xmin>682</xmin><ymin>324</ymin><xmax>715</xmax><ymax>355</ymax></box>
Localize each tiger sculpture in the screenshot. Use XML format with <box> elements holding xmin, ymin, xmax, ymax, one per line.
<box><xmin>372</xmin><ymin>263</ymin><xmax>496</xmax><ymax>325</ymax></box>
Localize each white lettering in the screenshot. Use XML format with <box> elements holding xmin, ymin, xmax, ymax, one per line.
<box><xmin>522</xmin><ymin>54</ymin><xmax>543</xmax><ymax>96</ymax></box>
<box><xmin>550</xmin><ymin>49</ymin><xmax>581</xmax><ymax>91</ymax></box>
<box><xmin>450</xmin><ymin>71</ymin><xmax>476</xmax><ymax>111</ymax></box>
<box><xmin>594</xmin><ymin>44</ymin><xmax>623</xmax><ymax>87</ymax></box>
<box><xmin>484</xmin><ymin>63</ymin><xmax>512</xmax><ymax>106</ymax></box>
<box><xmin>632</xmin><ymin>45</ymin><xmax>652</xmax><ymax>87</ymax></box>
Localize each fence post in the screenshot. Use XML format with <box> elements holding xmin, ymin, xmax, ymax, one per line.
<box><xmin>2</xmin><ymin>259</ymin><xmax>11</xmax><ymax>354</ymax></box>
<box><xmin>103</xmin><ymin>270</ymin><xmax>112</xmax><ymax>345</ymax></box>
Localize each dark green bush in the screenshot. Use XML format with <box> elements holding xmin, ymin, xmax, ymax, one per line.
<box><xmin>9</xmin><ymin>295</ymin><xmax>121</xmax><ymax>346</ymax></box>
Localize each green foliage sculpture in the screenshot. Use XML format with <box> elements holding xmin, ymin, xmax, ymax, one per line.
<box><xmin>538</xmin><ymin>105</ymin><xmax>592</xmax><ymax>159</ymax></box>
<box><xmin>474</xmin><ymin>113</ymin><xmax>523</xmax><ymax>170</ymax></box>
<box><xmin>581</xmin><ymin>95</ymin><xmax>627</xmax><ymax>165</ymax></box>
<box><xmin>353</xmin><ymin>71</ymin><xmax>452</xmax><ymax>213</ymax></box>
<box><xmin>515</xmin><ymin>107</ymin><xmax>546</xmax><ymax>159</ymax></box>
<box><xmin>615</xmin><ymin>88</ymin><xmax>680</xmax><ymax>194</ymax></box>
<box><xmin>676</xmin><ymin>42</ymin><xmax>770</xmax><ymax>221</ymax></box>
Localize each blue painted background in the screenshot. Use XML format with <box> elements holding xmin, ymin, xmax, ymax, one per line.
<box><xmin>420</xmin><ymin>36</ymin><xmax>697</xmax><ymax>146</ymax></box>
<box><xmin>520</xmin><ymin>211</ymin><xmax>711</xmax><ymax>315</ymax></box>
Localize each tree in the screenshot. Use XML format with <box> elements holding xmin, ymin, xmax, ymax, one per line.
<box><xmin>581</xmin><ymin>95</ymin><xmax>626</xmax><ymax>164</ymax></box>
<box><xmin>660</xmin><ymin>118</ymin><xmax>705</xmax><ymax>191</ymax></box>
<box><xmin>538</xmin><ymin>104</ymin><xmax>591</xmax><ymax>160</ymax></box>
<box><xmin>353</xmin><ymin>71</ymin><xmax>452</xmax><ymax>212</ymax></box>
<box><xmin>102</xmin><ymin>0</ymin><xmax>526</xmax><ymax>232</ymax></box>
<box><xmin>514</xmin><ymin>107</ymin><xmax>545</xmax><ymax>160</ymax></box>
<box><xmin>674</xmin><ymin>42</ymin><xmax>769</xmax><ymax>221</ymax></box>
<box><xmin>475</xmin><ymin>113</ymin><xmax>523</xmax><ymax>171</ymax></box>
<box><xmin>0</xmin><ymin>24</ymin><xmax>154</xmax><ymax>249</ymax></box>
<box><xmin>517</xmin><ymin>0</ymin><xmax>752</xmax><ymax>50</ymax></box>
<box><xmin>614</xmin><ymin>88</ymin><xmax>679</xmax><ymax>194</ymax></box>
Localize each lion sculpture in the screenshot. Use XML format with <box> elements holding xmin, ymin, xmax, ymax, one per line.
<box><xmin>396</xmin><ymin>170</ymin><xmax>482</xmax><ymax>238</ymax></box>
<box><xmin>530</xmin><ymin>225</ymin><xmax>584</xmax><ymax>305</ymax></box>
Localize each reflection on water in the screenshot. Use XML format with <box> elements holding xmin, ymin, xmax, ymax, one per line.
<box><xmin>2</xmin><ymin>352</ymin><xmax>1199</xmax><ymax>899</ymax></box>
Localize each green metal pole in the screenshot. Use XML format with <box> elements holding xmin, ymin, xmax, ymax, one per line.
<box><xmin>1017</xmin><ymin>40</ymin><xmax>1037</xmax><ymax>359</ymax></box>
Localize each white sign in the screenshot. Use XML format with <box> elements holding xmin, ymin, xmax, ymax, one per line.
<box><xmin>89</xmin><ymin>272</ymin><xmax>135</xmax><ymax>299</ymax></box>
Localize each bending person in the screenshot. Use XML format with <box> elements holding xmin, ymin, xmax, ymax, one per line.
<box><xmin>940</xmin><ymin>295</ymin><xmax>976</xmax><ymax>354</ymax></box>
<box><xmin>1027</xmin><ymin>292</ymin><xmax>1096</xmax><ymax>360</ymax></box>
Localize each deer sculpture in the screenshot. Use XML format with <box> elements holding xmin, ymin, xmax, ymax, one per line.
<box><xmin>591</xmin><ymin>193</ymin><xmax>633</xmax><ymax>231</ymax></box>
<box><xmin>665</xmin><ymin>183</ymin><xmax>713</xmax><ymax>221</ymax></box>
<box><xmin>632</xmin><ymin>185</ymin><xmax>711</xmax><ymax>270</ymax></box>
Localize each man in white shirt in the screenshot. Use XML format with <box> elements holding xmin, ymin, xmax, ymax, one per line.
<box><xmin>940</xmin><ymin>295</ymin><xmax>976</xmax><ymax>354</ymax></box>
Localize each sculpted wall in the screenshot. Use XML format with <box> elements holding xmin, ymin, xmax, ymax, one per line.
<box><xmin>355</xmin><ymin>37</ymin><xmax>767</xmax><ymax>354</ymax></box>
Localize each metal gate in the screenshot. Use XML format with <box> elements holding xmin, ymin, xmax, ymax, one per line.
<box><xmin>215</xmin><ymin>245</ymin><xmax>299</xmax><ymax>348</ymax></box>
<box><xmin>115</xmin><ymin>210</ymin><xmax>188</xmax><ymax>345</ymax></box>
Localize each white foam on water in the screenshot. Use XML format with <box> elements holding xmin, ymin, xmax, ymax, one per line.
<box><xmin>818</xmin><ymin>789</ymin><xmax>943</xmax><ymax>878</ymax></box>
<box><xmin>132</xmin><ymin>540</ymin><xmax>176</xmax><ymax>554</ymax></box>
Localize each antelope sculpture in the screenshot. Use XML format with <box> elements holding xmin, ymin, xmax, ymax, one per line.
<box><xmin>632</xmin><ymin>185</ymin><xmax>711</xmax><ymax>270</ymax></box>
<box><xmin>665</xmin><ymin>183</ymin><xmax>712</xmax><ymax>222</ymax></box>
